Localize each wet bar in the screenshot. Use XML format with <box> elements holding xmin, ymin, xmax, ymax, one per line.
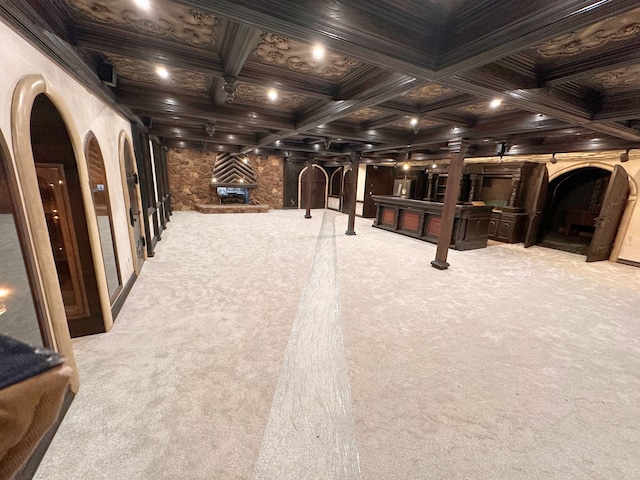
<box><xmin>371</xmin><ymin>195</ymin><xmax>494</xmax><ymax>250</ymax></box>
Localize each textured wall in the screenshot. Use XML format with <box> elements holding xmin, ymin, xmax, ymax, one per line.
<box><xmin>167</xmin><ymin>148</ymin><xmax>217</xmax><ymax>210</ymax></box>
<box><xmin>250</xmin><ymin>155</ymin><xmax>284</xmax><ymax>209</ymax></box>
<box><xmin>167</xmin><ymin>150</ymin><xmax>284</xmax><ymax>210</ymax></box>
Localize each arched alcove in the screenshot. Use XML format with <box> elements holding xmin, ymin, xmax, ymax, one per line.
<box><xmin>86</xmin><ymin>133</ymin><xmax>122</xmax><ymax>301</ymax></box>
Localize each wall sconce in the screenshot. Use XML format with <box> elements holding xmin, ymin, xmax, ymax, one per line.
<box><xmin>549</xmin><ymin>153</ymin><xmax>557</xmax><ymax>164</ymax></box>
<box><xmin>620</xmin><ymin>148</ymin><xmax>630</xmax><ymax>162</ymax></box>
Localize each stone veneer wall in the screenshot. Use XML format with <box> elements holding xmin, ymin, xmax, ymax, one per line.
<box><xmin>167</xmin><ymin>149</ymin><xmax>284</xmax><ymax>210</ymax></box>
<box><xmin>249</xmin><ymin>154</ymin><xmax>284</xmax><ymax>209</ymax></box>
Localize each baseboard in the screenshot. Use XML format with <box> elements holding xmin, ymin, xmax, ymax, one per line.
<box><xmin>111</xmin><ymin>272</ymin><xmax>137</xmax><ymax>321</ymax></box>
<box><xmin>617</xmin><ymin>258</ymin><xmax>640</xmax><ymax>268</ymax></box>
<box><xmin>16</xmin><ymin>388</ymin><xmax>75</xmax><ymax>480</ymax></box>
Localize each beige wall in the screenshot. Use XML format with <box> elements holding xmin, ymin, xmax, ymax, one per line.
<box><xmin>1</xmin><ymin>18</ymin><xmax>137</xmax><ymax>387</ymax></box>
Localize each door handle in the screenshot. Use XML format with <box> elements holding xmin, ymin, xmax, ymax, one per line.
<box><xmin>129</xmin><ymin>207</ymin><xmax>137</xmax><ymax>226</ymax></box>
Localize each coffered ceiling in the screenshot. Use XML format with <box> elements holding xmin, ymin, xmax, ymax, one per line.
<box><xmin>5</xmin><ymin>0</ymin><xmax>640</xmax><ymax>162</ymax></box>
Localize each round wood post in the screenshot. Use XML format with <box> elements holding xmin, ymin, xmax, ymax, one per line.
<box><xmin>304</xmin><ymin>159</ymin><xmax>312</xmax><ymax>219</ymax></box>
<box><xmin>345</xmin><ymin>152</ymin><xmax>360</xmax><ymax>235</ymax></box>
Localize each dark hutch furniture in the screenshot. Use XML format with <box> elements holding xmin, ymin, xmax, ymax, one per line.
<box><xmin>424</xmin><ymin>162</ymin><xmax>539</xmax><ymax>244</ymax></box>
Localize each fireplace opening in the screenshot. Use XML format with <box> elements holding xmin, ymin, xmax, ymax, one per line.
<box><xmin>217</xmin><ymin>187</ymin><xmax>250</xmax><ymax>204</ymax></box>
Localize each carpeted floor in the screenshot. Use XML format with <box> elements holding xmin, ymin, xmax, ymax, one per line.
<box><xmin>34</xmin><ymin>209</ymin><xmax>640</xmax><ymax>479</ymax></box>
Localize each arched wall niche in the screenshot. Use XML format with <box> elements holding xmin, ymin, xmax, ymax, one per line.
<box><xmin>11</xmin><ymin>75</ymin><xmax>114</xmax><ymax>366</ymax></box>
<box><xmin>84</xmin><ymin>131</ymin><xmax>123</xmax><ymax>301</ymax></box>
<box><xmin>549</xmin><ymin>161</ymin><xmax>637</xmax><ymax>262</ymax></box>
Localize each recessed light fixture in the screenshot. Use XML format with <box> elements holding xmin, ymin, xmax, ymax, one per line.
<box><xmin>267</xmin><ymin>89</ymin><xmax>278</xmax><ymax>101</ymax></box>
<box><xmin>275</xmin><ymin>140</ymin><xmax>281</xmax><ymax>145</ymax></box>
<box><xmin>156</xmin><ymin>66</ymin><xmax>169</xmax><ymax>79</ymax></box>
<box><xmin>410</xmin><ymin>117</ymin><xmax>418</xmax><ymax>127</ymax></box>
<box><xmin>134</xmin><ymin>0</ymin><xmax>151</xmax><ymax>10</ymax></box>
<box><xmin>432</xmin><ymin>162</ymin><xmax>437</xmax><ymax>169</ymax></box>
<box><xmin>312</xmin><ymin>45</ymin><xmax>325</xmax><ymax>60</ymax></box>
<box><xmin>489</xmin><ymin>98</ymin><xmax>502</xmax><ymax>108</ymax></box>
<box><xmin>403</xmin><ymin>163</ymin><xmax>410</xmax><ymax>170</ymax></box>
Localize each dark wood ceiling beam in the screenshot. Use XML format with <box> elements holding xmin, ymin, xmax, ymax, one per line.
<box><xmin>217</xmin><ymin>20</ymin><xmax>263</xmax><ymax>76</ymax></box>
<box><xmin>73</xmin><ymin>24</ymin><xmax>226</xmax><ymax>75</ymax></box>
<box><xmin>437</xmin><ymin>1</ymin><xmax>640</xmax><ymax>76</ymax></box>
<box><xmin>116</xmin><ymin>88</ymin><xmax>294</xmax><ymax>131</ymax></box>
<box><xmin>251</xmin><ymin>73</ymin><xmax>419</xmax><ymax>150</ymax></box>
<box><xmin>593</xmin><ymin>93</ymin><xmax>640</xmax><ymax>122</ymax></box>
<box><xmin>150</xmin><ymin>124</ymin><xmax>258</xmax><ymax>145</ymax></box>
<box><xmin>180</xmin><ymin>0</ymin><xmax>439</xmax><ymax>79</ymax></box>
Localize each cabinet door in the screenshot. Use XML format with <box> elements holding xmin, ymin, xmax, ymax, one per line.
<box><xmin>497</xmin><ymin>219</ymin><xmax>513</xmax><ymax>240</ymax></box>
<box><xmin>488</xmin><ymin>216</ymin><xmax>499</xmax><ymax>237</ymax></box>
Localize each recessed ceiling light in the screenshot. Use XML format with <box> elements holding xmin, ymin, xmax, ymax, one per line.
<box><xmin>312</xmin><ymin>45</ymin><xmax>325</xmax><ymax>60</ymax></box>
<box><xmin>267</xmin><ymin>89</ymin><xmax>278</xmax><ymax>101</ymax></box>
<box><xmin>156</xmin><ymin>66</ymin><xmax>169</xmax><ymax>79</ymax></box>
<box><xmin>489</xmin><ymin>98</ymin><xmax>502</xmax><ymax>108</ymax></box>
<box><xmin>134</xmin><ymin>0</ymin><xmax>151</xmax><ymax>10</ymax></box>
<box><xmin>410</xmin><ymin>117</ymin><xmax>418</xmax><ymax>126</ymax></box>
<box><xmin>275</xmin><ymin>140</ymin><xmax>281</xmax><ymax>145</ymax></box>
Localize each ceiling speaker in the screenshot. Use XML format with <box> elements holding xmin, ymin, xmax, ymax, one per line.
<box><xmin>97</xmin><ymin>62</ymin><xmax>117</xmax><ymax>87</ymax></box>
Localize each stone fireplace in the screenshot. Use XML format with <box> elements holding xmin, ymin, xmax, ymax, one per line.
<box><xmin>210</xmin><ymin>153</ymin><xmax>258</xmax><ymax>204</ymax></box>
<box><xmin>217</xmin><ymin>187</ymin><xmax>250</xmax><ymax>204</ymax></box>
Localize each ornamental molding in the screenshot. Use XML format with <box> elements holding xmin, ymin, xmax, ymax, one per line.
<box><xmin>458</xmin><ymin>102</ymin><xmax>516</xmax><ymax>115</ymax></box>
<box><xmin>404</xmin><ymin>84</ymin><xmax>454</xmax><ymax>101</ymax></box>
<box><xmin>235</xmin><ymin>82</ymin><xmax>308</xmax><ymax>108</ymax></box>
<box><xmin>537</xmin><ymin>7</ymin><xmax>640</xmax><ymax>57</ymax></box>
<box><xmin>65</xmin><ymin>0</ymin><xmax>219</xmax><ymax>47</ymax></box>
<box><xmin>342</xmin><ymin>107</ymin><xmax>385</xmax><ymax>122</ymax></box>
<box><xmin>105</xmin><ymin>54</ymin><xmax>209</xmax><ymax>91</ymax></box>
<box><xmin>592</xmin><ymin>64</ymin><xmax>640</xmax><ymax>89</ymax></box>
<box><xmin>253</xmin><ymin>33</ymin><xmax>359</xmax><ymax>79</ymax></box>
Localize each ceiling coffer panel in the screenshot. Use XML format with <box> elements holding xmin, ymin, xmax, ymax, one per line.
<box><xmin>253</xmin><ymin>33</ymin><xmax>360</xmax><ymax>79</ymax></box>
<box><xmin>105</xmin><ymin>54</ymin><xmax>209</xmax><ymax>91</ymax></box>
<box><xmin>65</xmin><ymin>0</ymin><xmax>220</xmax><ymax>47</ymax></box>
<box><xmin>210</xmin><ymin>153</ymin><xmax>258</xmax><ymax>188</ymax></box>
<box><xmin>234</xmin><ymin>82</ymin><xmax>309</xmax><ymax>109</ymax></box>
<box><xmin>536</xmin><ymin>6</ymin><xmax>640</xmax><ymax>57</ymax></box>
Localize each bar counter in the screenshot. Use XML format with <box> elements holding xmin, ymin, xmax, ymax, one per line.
<box><xmin>371</xmin><ymin>195</ymin><xmax>494</xmax><ymax>250</ymax></box>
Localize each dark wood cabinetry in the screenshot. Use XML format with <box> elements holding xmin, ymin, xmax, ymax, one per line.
<box><xmin>371</xmin><ymin>195</ymin><xmax>493</xmax><ymax>250</ymax></box>
<box><xmin>423</xmin><ymin>161</ymin><xmax>540</xmax><ymax>244</ymax></box>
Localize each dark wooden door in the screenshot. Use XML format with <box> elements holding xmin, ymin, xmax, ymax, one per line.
<box><xmin>300</xmin><ymin>166</ymin><xmax>326</xmax><ymax>209</ymax></box>
<box><xmin>124</xmin><ymin>143</ymin><xmax>145</xmax><ymax>269</ymax></box>
<box><xmin>586</xmin><ymin>165</ymin><xmax>629</xmax><ymax>262</ymax></box>
<box><xmin>524</xmin><ymin>163</ymin><xmax>549</xmax><ymax>248</ymax></box>
<box><xmin>362</xmin><ymin>166</ymin><xmax>396</xmax><ymax>218</ymax></box>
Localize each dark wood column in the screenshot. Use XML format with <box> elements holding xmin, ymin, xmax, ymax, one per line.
<box><xmin>304</xmin><ymin>159</ymin><xmax>312</xmax><ymax>219</ymax></box>
<box><xmin>345</xmin><ymin>153</ymin><xmax>360</xmax><ymax>235</ymax></box>
<box><xmin>431</xmin><ymin>139</ymin><xmax>470</xmax><ymax>270</ymax></box>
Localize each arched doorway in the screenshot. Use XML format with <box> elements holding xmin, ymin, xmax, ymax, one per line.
<box><xmin>30</xmin><ymin>94</ymin><xmax>106</xmax><ymax>336</ymax></box>
<box><xmin>299</xmin><ymin>165</ymin><xmax>328</xmax><ymax>209</ymax></box>
<box><xmin>537</xmin><ymin>165</ymin><xmax>629</xmax><ymax>261</ymax></box>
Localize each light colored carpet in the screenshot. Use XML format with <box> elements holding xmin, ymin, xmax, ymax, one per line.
<box><xmin>34</xmin><ymin>209</ymin><xmax>640</xmax><ymax>479</ymax></box>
